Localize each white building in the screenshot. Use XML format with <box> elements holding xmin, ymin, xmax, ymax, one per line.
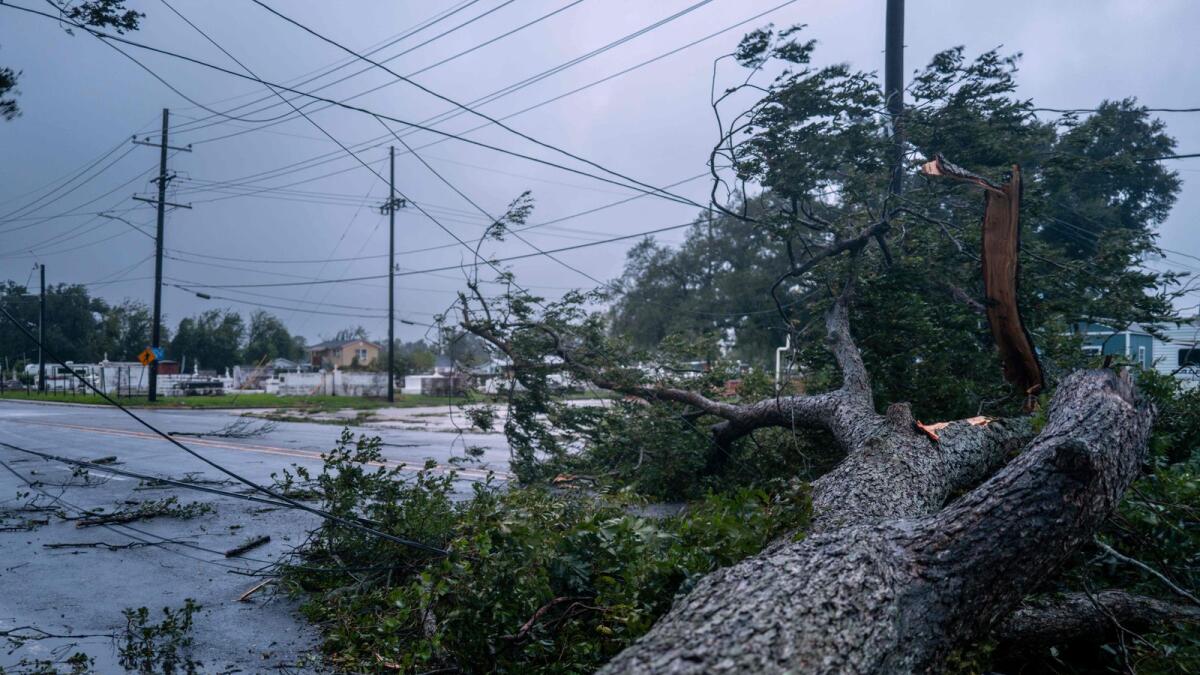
<box><xmin>1150</xmin><ymin>318</ymin><xmax>1200</xmax><ymax>389</ymax></box>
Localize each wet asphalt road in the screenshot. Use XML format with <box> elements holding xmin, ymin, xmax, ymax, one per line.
<box><xmin>0</xmin><ymin>399</ymin><xmax>510</xmax><ymax>673</ymax></box>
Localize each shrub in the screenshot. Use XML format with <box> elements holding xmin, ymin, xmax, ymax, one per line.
<box><xmin>282</xmin><ymin>430</ymin><xmax>811</xmax><ymax>673</ymax></box>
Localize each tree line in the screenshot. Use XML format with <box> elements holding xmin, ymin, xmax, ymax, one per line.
<box><xmin>0</xmin><ymin>281</ymin><xmax>495</xmax><ymax>376</ymax></box>
<box><xmin>0</xmin><ymin>282</ymin><xmax>308</xmax><ymax>373</ymax></box>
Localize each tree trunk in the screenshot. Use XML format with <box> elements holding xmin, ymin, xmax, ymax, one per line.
<box><xmin>600</xmin><ymin>369</ymin><xmax>1153</xmax><ymax>674</ymax></box>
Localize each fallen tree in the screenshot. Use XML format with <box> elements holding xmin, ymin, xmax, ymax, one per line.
<box><xmin>279</xmin><ymin>26</ymin><xmax>1195</xmax><ymax>673</ymax></box>
<box><xmin>463</xmin><ymin>273</ymin><xmax>1163</xmax><ymax>672</ymax></box>
<box><xmin>596</xmin><ymin>318</ymin><xmax>1153</xmax><ymax>672</ymax></box>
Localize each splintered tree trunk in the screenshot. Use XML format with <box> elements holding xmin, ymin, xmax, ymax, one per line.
<box><xmin>600</xmin><ymin>370</ymin><xmax>1153</xmax><ymax>674</ymax></box>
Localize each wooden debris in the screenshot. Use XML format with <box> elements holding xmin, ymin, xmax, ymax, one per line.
<box><xmin>915</xmin><ymin>416</ymin><xmax>994</xmax><ymax>442</ymax></box>
<box><xmin>89</xmin><ymin>456</ymin><xmax>118</xmax><ymax>465</ymax></box>
<box><xmin>920</xmin><ymin>153</ymin><xmax>1004</xmax><ymax>193</ymax></box>
<box><xmin>237</xmin><ymin>578</ymin><xmax>274</xmax><ymax>602</ymax></box>
<box><xmin>920</xmin><ymin>155</ymin><xmax>1046</xmax><ymax>408</ymax></box>
<box><xmin>77</xmin><ymin>512</ymin><xmax>153</xmax><ymax>527</ymax></box>
<box><xmin>915</xmin><ymin>421</ymin><xmax>951</xmax><ymax>442</ymax></box>
<box><xmin>224</xmin><ymin>534</ymin><xmax>271</xmax><ymax>558</ymax></box>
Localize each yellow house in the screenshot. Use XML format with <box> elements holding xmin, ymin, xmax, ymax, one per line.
<box><xmin>307</xmin><ymin>339</ymin><xmax>382</xmax><ymax>369</ymax></box>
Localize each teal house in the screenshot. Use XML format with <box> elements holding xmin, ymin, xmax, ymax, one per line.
<box><xmin>1073</xmin><ymin>322</ymin><xmax>1154</xmax><ymax>369</ymax></box>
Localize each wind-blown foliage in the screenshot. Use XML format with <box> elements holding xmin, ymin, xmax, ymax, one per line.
<box><xmin>1</xmin><ymin>1</ymin><xmax>143</xmax><ymax>120</ymax></box>
<box><xmin>608</xmin><ymin>29</ymin><xmax>1183</xmax><ymax>423</ymax></box>
<box><xmin>281</xmin><ymin>430</ymin><xmax>812</xmax><ymax>673</ymax></box>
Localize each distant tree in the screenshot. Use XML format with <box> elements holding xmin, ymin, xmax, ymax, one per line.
<box><xmin>378</xmin><ymin>339</ymin><xmax>438</xmax><ymax>377</ymax></box>
<box><xmin>0</xmin><ymin>281</ymin><xmax>111</xmax><ymax>363</ymax></box>
<box><xmin>0</xmin><ymin>282</ymin><xmax>170</xmax><ymax>367</ymax></box>
<box><xmin>96</xmin><ymin>299</ymin><xmax>154</xmax><ymax>361</ymax></box>
<box><xmin>2</xmin><ymin>1</ymin><xmax>144</xmax><ymax>120</ymax></box>
<box><xmin>243</xmin><ymin>310</ymin><xmax>303</xmax><ymax>363</ymax></box>
<box><xmin>330</xmin><ymin>326</ymin><xmax>370</xmax><ymax>343</ymax></box>
<box><xmin>171</xmin><ymin>309</ymin><xmax>244</xmax><ymax>372</ymax></box>
<box><xmin>610</xmin><ymin>201</ymin><xmax>784</xmax><ymax>364</ymax></box>
<box><xmin>441</xmin><ymin>330</ymin><xmax>491</xmax><ymax>367</ymax></box>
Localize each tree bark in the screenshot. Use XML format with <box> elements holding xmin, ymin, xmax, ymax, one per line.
<box><xmin>599</xmin><ymin>369</ymin><xmax>1153</xmax><ymax>674</ymax></box>
<box><xmin>995</xmin><ymin>590</ymin><xmax>1200</xmax><ymax>654</ymax></box>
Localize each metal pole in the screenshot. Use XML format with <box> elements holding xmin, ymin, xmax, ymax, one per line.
<box><xmin>387</xmin><ymin>145</ymin><xmax>396</xmax><ymax>403</ymax></box>
<box><xmin>149</xmin><ymin>108</ymin><xmax>169</xmax><ymax>402</ymax></box>
<box><xmin>38</xmin><ymin>264</ymin><xmax>45</xmax><ymax>393</ymax></box>
<box><xmin>885</xmin><ymin>0</ymin><xmax>905</xmax><ymax>197</ymax></box>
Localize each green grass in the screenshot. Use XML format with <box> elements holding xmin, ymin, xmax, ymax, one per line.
<box><xmin>0</xmin><ymin>390</ymin><xmax>467</xmax><ymax>411</ymax></box>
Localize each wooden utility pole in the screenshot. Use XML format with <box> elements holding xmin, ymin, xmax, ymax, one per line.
<box><xmin>380</xmin><ymin>147</ymin><xmax>406</xmax><ymax>403</ymax></box>
<box><xmin>37</xmin><ymin>263</ymin><xmax>45</xmax><ymax>393</ymax></box>
<box><xmin>885</xmin><ymin>0</ymin><xmax>905</xmax><ymax>196</ymax></box>
<box><xmin>132</xmin><ymin>108</ymin><xmax>191</xmax><ymax>401</ymax></box>
<box><xmin>388</xmin><ymin>146</ymin><xmax>396</xmax><ymax>402</ymax></box>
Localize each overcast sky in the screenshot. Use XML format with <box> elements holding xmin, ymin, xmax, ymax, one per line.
<box><xmin>2</xmin><ymin>0</ymin><xmax>1198</xmax><ymax>346</ymax></box>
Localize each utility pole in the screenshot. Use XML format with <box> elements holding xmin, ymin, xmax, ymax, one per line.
<box><xmin>380</xmin><ymin>146</ymin><xmax>406</xmax><ymax>403</ymax></box>
<box><xmin>388</xmin><ymin>146</ymin><xmax>396</xmax><ymax>403</ymax></box>
<box><xmin>37</xmin><ymin>263</ymin><xmax>45</xmax><ymax>393</ymax></box>
<box><xmin>132</xmin><ymin>108</ymin><xmax>191</xmax><ymax>401</ymax></box>
<box><xmin>885</xmin><ymin>0</ymin><xmax>905</xmax><ymax>197</ymax></box>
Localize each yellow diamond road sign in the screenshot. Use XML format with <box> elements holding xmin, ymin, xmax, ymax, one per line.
<box><xmin>137</xmin><ymin>347</ymin><xmax>156</xmax><ymax>366</ymax></box>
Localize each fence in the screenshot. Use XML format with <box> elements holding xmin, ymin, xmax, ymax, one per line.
<box><xmin>8</xmin><ymin>363</ymin><xmax>226</xmax><ymax>398</ymax></box>
<box><xmin>268</xmin><ymin>370</ymin><xmax>390</xmax><ymax>397</ymax></box>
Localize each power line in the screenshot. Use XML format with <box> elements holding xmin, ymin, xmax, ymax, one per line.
<box><xmin>153</xmin><ymin>1</ymin><xmax>543</xmax><ymax>304</ymax></box>
<box><xmin>169</xmin><ymin>285</ymin><xmax>384</xmax><ymax>319</ymax></box>
<box><xmin>1137</xmin><ymin>153</ymin><xmax>1200</xmax><ymax>161</ymax></box>
<box><xmin>0</xmin><ymin>154</ymin><xmax>165</xmax><ymax>235</ymax></box>
<box><xmin>167</xmin><ymin>0</ymin><xmax>509</xmax><ymax>133</ymax></box>
<box><xmin>380</xmin><ymin>118</ymin><xmax>610</xmax><ymax>288</ymax></box>
<box><xmin>171</xmin><ymin>220</ymin><xmax>695</xmax><ymax>289</ymax></box>
<box><xmin>1031</xmin><ymin>106</ymin><xmax>1200</xmax><ymax>114</ymax></box>
<box><xmin>185</xmin><ymin>0</ymin><xmax>753</xmax><ymax>151</ymax></box>
<box><xmin>160</xmin><ymin>1</ymin><xmax>794</xmax><ymax>207</ymax></box>
<box><xmin>170</xmin><ymin>0</ymin><xmax>581</xmax><ymax>139</ymax></box>
<box><xmin>0</xmin><ymin>302</ymin><xmax>451</xmax><ymax>556</ymax></box>
<box><xmin>0</xmin><ymin>138</ymin><xmax>133</xmax><ymax>222</ymax></box>
<box><xmin>179</xmin><ymin>0</ymin><xmax>590</xmax><ymax>136</ymax></box>
<box><xmin>0</xmin><ymin>457</ymin><xmax>264</xmax><ymax>573</ymax></box>
<box><xmin>248</xmin><ymin>0</ymin><xmax>708</xmax><ymax>210</ymax></box>
<box><xmin>166</xmin><ymin>172</ymin><xmax>708</xmax><ymax>266</ymax></box>
<box><xmin>0</xmin><ymin>441</ymin><xmax>293</xmax><ymax>509</ymax></box>
<box><xmin>0</xmin><ymin>2</ymin><xmax>710</xmax><ymax>208</ymax></box>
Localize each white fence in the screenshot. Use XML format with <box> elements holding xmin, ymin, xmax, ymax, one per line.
<box><xmin>266</xmin><ymin>370</ymin><xmax>390</xmax><ymax>397</ymax></box>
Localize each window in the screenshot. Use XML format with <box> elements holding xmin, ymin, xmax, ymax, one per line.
<box><xmin>1180</xmin><ymin>348</ymin><xmax>1200</xmax><ymax>367</ymax></box>
<box><xmin>1138</xmin><ymin>346</ymin><xmax>1146</xmax><ymax>366</ymax></box>
<box><xmin>1082</xmin><ymin>345</ymin><xmax>1102</xmax><ymax>356</ymax></box>
<box><xmin>356</xmin><ymin>348</ymin><xmax>368</xmax><ymax>361</ymax></box>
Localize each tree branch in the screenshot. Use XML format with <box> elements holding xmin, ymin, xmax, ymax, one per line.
<box><xmin>460</xmin><ymin>275</ymin><xmax>880</xmax><ymax>454</ymax></box>
<box><xmin>995</xmin><ymin>590</ymin><xmax>1200</xmax><ymax>653</ymax></box>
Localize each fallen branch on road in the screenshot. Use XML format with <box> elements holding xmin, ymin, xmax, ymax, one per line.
<box><xmin>225</xmin><ymin>534</ymin><xmax>271</xmax><ymax>558</ymax></box>
<box><xmin>75</xmin><ymin>497</ymin><xmax>213</xmax><ymax>528</ymax></box>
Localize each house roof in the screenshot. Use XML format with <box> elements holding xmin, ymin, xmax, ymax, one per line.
<box><xmin>308</xmin><ymin>338</ymin><xmax>381</xmax><ymax>351</ymax></box>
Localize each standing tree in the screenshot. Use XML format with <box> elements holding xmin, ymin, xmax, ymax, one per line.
<box><xmin>243</xmin><ymin>310</ymin><xmax>303</xmax><ymax>363</ymax></box>
<box><xmin>171</xmin><ymin>309</ymin><xmax>244</xmax><ymax>372</ymax></box>
<box><xmin>96</xmin><ymin>299</ymin><xmax>156</xmax><ymax>361</ymax></box>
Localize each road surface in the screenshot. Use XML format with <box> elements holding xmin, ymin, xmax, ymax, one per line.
<box><xmin>0</xmin><ymin>399</ymin><xmax>510</xmax><ymax>673</ymax></box>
